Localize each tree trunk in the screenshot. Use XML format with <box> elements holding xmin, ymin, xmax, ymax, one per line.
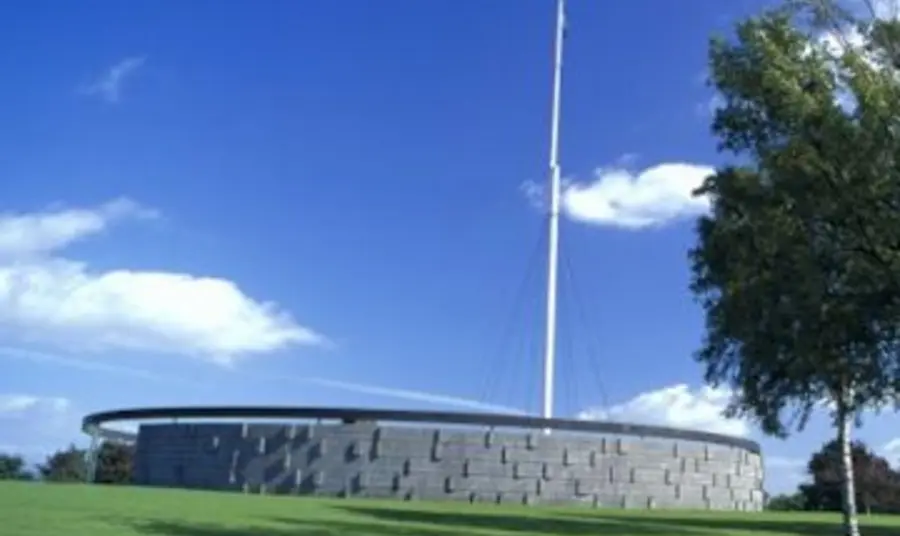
<box><xmin>837</xmin><ymin>400</ymin><xmax>861</xmax><ymax>536</ymax></box>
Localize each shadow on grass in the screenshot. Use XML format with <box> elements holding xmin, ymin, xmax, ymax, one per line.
<box><xmin>326</xmin><ymin>506</ymin><xmax>694</xmax><ymax>534</ymax></box>
<box><xmin>577</xmin><ymin>512</ymin><xmax>899</xmax><ymax>536</ymax></box>
<box><xmin>125</xmin><ymin>505</ymin><xmax>900</xmax><ymax>536</ymax></box>
<box><xmin>340</xmin><ymin>505</ymin><xmax>899</xmax><ymax>536</ymax></box>
<box><xmin>129</xmin><ymin>518</ymin><xmax>467</xmax><ymax>536</ymax></box>
<box><xmin>127</xmin><ymin>510</ymin><xmax>687</xmax><ymax>535</ymax></box>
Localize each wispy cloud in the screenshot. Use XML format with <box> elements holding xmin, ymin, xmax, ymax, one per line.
<box><xmin>252</xmin><ymin>374</ymin><xmax>525</xmax><ymax>415</ymax></box>
<box><xmin>0</xmin><ymin>346</ymin><xmax>194</xmax><ymax>385</ymax></box>
<box><xmin>3</xmin><ymin>346</ymin><xmax>522</xmax><ymax>415</ymax></box>
<box><xmin>79</xmin><ymin>56</ymin><xmax>147</xmax><ymax>103</ymax></box>
<box><xmin>696</xmin><ymin>93</ymin><xmax>725</xmax><ymax>118</ymax></box>
<box><xmin>305</xmin><ymin>377</ymin><xmax>525</xmax><ymax>414</ymax></box>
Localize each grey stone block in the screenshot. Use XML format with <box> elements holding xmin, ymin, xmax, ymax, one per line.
<box><xmin>133</xmin><ymin>422</ymin><xmax>764</xmax><ymax>511</ymax></box>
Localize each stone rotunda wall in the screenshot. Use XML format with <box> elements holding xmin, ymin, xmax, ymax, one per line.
<box><xmin>133</xmin><ymin>421</ymin><xmax>764</xmax><ymax>510</ymax></box>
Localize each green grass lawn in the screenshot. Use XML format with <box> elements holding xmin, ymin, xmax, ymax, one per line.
<box><xmin>3</xmin><ymin>481</ymin><xmax>900</xmax><ymax>536</ymax></box>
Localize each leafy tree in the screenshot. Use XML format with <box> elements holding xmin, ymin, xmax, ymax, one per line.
<box><xmin>0</xmin><ymin>452</ymin><xmax>33</xmax><ymax>480</ymax></box>
<box><xmin>39</xmin><ymin>444</ymin><xmax>87</xmax><ymax>482</ymax></box>
<box><xmin>802</xmin><ymin>439</ymin><xmax>900</xmax><ymax>514</ymax></box>
<box><xmin>94</xmin><ymin>441</ymin><xmax>134</xmax><ymax>485</ymax></box>
<box><xmin>767</xmin><ymin>491</ymin><xmax>809</xmax><ymax>511</ymax></box>
<box><xmin>39</xmin><ymin>441</ymin><xmax>135</xmax><ymax>484</ymax></box>
<box><xmin>689</xmin><ymin>2</ymin><xmax>900</xmax><ymax>534</ymax></box>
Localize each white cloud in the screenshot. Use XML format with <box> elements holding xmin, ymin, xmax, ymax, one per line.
<box><xmin>300</xmin><ymin>377</ymin><xmax>525</xmax><ymax>414</ymax></box>
<box><xmin>882</xmin><ymin>438</ymin><xmax>900</xmax><ymax>461</ymax></box>
<box><xmin>0</xmin><ymin>394</ymin><xmax>74</xmax><ymax>454</ymax></box>
<box><xmin>0</xmin><ymin>393</ymin><xmax>98</xmax><ymax>462</ymax></box>
<box><xmin>0</xmin><ymin>199</ymin><xmax>324</xmax><ymax>365</ymax></box>
<box><xmin>578</xmin><ymin>383</ymin><xmax>748</xmax><ymax>437</ymax></box>
<box><xmin>525</xmin><ymin>162</ymin><xmax>713</xmax><ymax>229</ymax></box>
<box><xmin>80</xmin><ymin>56</ymin><xmax>146</xmax><ymax>103</ymax></box>
<box><xmin>763</xmin><ymin>456</ymin><xmax>809</xmax><ymax>495</ymax></box>
<box><xmin>0</xmin><ymin>198</ymin><xmax>156</xmax><ymax>259</ymax></box>
<box><xmin>0</xmin><ymin>394</ymin><xmax>70</xmax><ymax>416</ymax></box>
<box><xmin>766</xmin><ymin>456</ymin><xmax>806</xmax><ymax>469</ymax></box>
<box><xmin>858</xmin><ymin>0</ymin><xmax>900</xmax><ymax>20</ymax></box>
<box><xmin>700</xmin><ymin>2</ymin><xmax>896</xmax><ymax>120</ymax></box>
<box><xmin>804</xmin><ymin>1</ymin><xmax>900</xmax><ymax>109</ymax></box>
<box><xmin>697</xmin><ymin>93</ymin><xmax>725</xmax><ymax>117</ymax></box>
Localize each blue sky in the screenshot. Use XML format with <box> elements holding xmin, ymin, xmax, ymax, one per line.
<box><xmin>1</xmin><ymin>0</ymin><xmax>898</xmax><ymax>495</ymax></box>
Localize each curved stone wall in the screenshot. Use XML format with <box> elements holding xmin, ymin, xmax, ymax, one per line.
<box><xmin>133</xmin><ymin>421</ymin><xmax>764</xmax><ymax>510</ymax></box>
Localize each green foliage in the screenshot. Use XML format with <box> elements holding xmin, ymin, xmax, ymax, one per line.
<box><xmin>94</xmin><ymin>442</ymin><xmax>134</xmax><ymax>485</ymax></box>
<box><xmin>2</xmin><ymin>480</ymin><xmax>900</xmax><ymax>536</ymax></box>
<box><xmin>764</xmin><ymin>438</ymin><xmax>900</xmax><ymax>513</ymax></box>
<box><xmin>767</xmin><ymin>491</ymin><xmax>809</xmax><ymax>511</ymax></box>
<box><xmin>691</xmin><ymin>3</ymin><xmax>900</xmax><ymax>532</ymax></box>
<box><xmin>802</xmin><ymin>439</ymin><xmax>900</xmax><ymax>513</ymax></box>
<box><xmin>38</xmin><ymin>442</ymin><xmax>134</xmax><ymax>484</ymax></box>
<box><xmin>0</xmin><ymin>453</ymin><xmax>33</xmax><ymax>481</ymax></box>
<box><xmin>39</xmin><ymin>445</ymin><xmax>87</xmax><ymax>483</ymax></box>
<box><xmin>690</xmin><ymin>0</ymin><xmax>900</xmax><ymax>437</ymax></box>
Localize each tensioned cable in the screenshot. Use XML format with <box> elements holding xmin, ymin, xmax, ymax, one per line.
<box><xmin>517</xmin><ymin>308</ymin><xmax>544</xmax><ymax>415</ymax></box>
<box><xmin>556</xmin><ymin>260</ymin><xmax>581</xmax><ymax>417</ymax></box>
<box><xmin>477</xmin><ymin>219</ymin><xmax>549</xmax><ymax>409</ymax></box>
<box><xmin>560</xmin><ymin>232</ymin><xmax>611</xmax><ymax>414</ymax></box>
<box><xmin>496</xmin><ymin>305</ymin><xmax>535</xmax><ymax>412</ymax></box>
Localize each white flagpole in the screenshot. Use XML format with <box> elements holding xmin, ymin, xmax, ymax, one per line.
<box><xmin>541</xmin><ymin>0</ymin><xmax>566</xmax><ymax>428</ymax></box>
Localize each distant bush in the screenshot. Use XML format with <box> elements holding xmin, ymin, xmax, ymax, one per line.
<box><xmin>0</xmin><ymin>453</ymin><xmax>34</xmax><ymax>481</ymax></box>
<box><xmin>38</xmin><ymin>441</ymin><xmax>134</xmax><ymax>484</ymax></box>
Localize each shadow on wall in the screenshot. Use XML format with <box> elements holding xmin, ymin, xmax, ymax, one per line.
<box><xmin>124</xmin><ymin>505</ymin><xmax>899</xmax><ymax>536</ymax></box>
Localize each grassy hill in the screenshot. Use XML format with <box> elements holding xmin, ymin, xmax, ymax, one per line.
<box><xmin>3</xmin><ymin>480</ymin><xmax>899</xmax><ymax>535</ymax></box>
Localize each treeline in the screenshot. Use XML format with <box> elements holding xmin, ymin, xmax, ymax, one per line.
<box><xmin>768</xmin><ymin>439</ymin><xmax>900</xmax><ymax>514</ymax></box>
<box><xmin>0</xmin><ymin>442</ymin><xmax>133</xmax><ymax>484</ymax></box>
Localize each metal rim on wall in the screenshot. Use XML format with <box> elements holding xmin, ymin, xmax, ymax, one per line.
<box><xmin>82</xmin><ymin>405</ymin><xmax>761</xmax><ymax>454</ymax></box>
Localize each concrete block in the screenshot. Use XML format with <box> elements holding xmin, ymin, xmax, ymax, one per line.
<box><xmin>132</xmin><ymin>422</ymin><xmax>763</xmax><ymax>511</ymax></box>
<box><xmin>346</xmin><ymin>441</ymin><xmax>361</xmax><ymax>461</ymax></box>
